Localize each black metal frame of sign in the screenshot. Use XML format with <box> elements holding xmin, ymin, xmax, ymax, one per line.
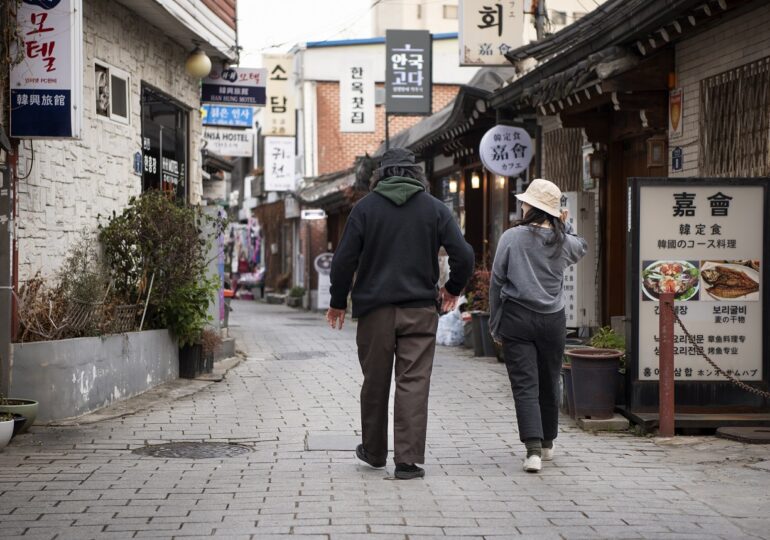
<box><xmin>626</xmin><ymin>177</ymin><xmax>770</xmax><ymax>412</ymax></box>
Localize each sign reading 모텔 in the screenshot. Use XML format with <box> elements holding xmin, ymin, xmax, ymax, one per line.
<box><xmin>264</xmin><ymin>136</ymin><xmax>296</xmax><ymax>192</ymax></box>
<box><xmin>635</xmin><ymin>181</ymin><xmax>766</xmax><ymax>382</ymax></box>
<box><xmin>201</xmin><ymin>67</ymin><xmax>266</xmax><ymax>105</ymax></box>
<box><xmin>385</xmin><ymin>30</ymin><xmax>432</xmax><ymax>115</ymax></box>
<box><xmin>11</xmin><ymin>0</ymin><xmax>83</xmax><ymax>138</ymax></box>
<box><xmin>340</xmin><ymin>62</ymin><xmax>375</xmax><ymax>133</ymax></box>
<box><xmin>202</xmin><ymin>127</ymin><xmax>254</xmax><ymax>158</ymax></box>
<box><xmin>459</xmin><ymin>0</ymin><xmax>525</xmax><ymax>66</ymax></box>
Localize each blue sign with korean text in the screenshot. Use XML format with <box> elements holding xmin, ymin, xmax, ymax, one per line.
<box><xmin>201</xmin><ymin>105</ymin><xmax>254</xmax><ymax>128</ymax></box>
<box><xmin>672</xmin><ymin>146</ymin><xmax>683</xmax><ymax>172</ymax></box>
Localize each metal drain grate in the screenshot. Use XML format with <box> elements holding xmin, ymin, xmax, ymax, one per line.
<box><xmin>132</xmin><ymin>442</ymin><xmax>252</xmax><ymax>459</ymax></box>
<box><xmin>273</xmin><ymin>351</ymin><xmax>328</xmax><ymax>361</ymax></box>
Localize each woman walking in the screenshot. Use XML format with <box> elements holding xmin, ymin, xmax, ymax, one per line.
<box><xmin>489</xmin><ymin>178</ymin><xmax>588</xmax><ymax>473</ymax></box>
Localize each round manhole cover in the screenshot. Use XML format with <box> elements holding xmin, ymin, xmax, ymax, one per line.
<box><xmin>132</xmin><ymin>442</ymin><xmax>252</xmax><ymax>459</ymax></box>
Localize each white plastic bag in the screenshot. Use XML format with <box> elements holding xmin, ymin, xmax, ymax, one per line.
<box><xmin>436</xmin><ymin>297</ymin><xmax>466</xmax><ymax>347</ymax></box>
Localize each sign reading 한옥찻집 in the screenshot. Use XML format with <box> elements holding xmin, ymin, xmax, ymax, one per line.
<box><xmin>340</xmin><ymin>62</ymin><xmax>375</xmax><ymax>132</ymax></box>
<box><xmin>635</xmin><ymin>181</ymin><xmax>766</xmax><ymax>381</ymax></box>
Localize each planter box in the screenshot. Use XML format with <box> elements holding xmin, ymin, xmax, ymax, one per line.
<box><xmin>179</xmin><ymin>344</ymin><xmax>214</xmax><ymax>379</ymax></box>
<box><xmin>285</xmin><ymin>296</ymin><xmax>302</xmax><ymax>308</ymax></box>
<box><xmin>10</xmin><ymin>330</ymin><xmax>178</xmax><ymax>423</ymax></box>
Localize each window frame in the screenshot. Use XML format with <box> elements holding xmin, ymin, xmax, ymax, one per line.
<box><xmin>94</xmin><ymin>60</ymin><xmax>130</xmax><ymax>125</ymax></box>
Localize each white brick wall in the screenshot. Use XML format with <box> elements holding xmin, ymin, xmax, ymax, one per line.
<box><xmin>16</xmin><ymin>0</ymin><xmax>203</xmax><ymax>280</ymax></box>
<box><xmin>669</xmin><ymin>5</ymin><xmax>770</xmax><ymax>177</ymax></box>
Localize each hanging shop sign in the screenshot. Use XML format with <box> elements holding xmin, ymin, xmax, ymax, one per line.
<box><xmin>628</xmin><ymin>178</ymin><xmax>770</xmax><ymax>410</ymax></box>
<box><xmin>201</xmin><ymin>104</ymin><xmax>254</xmax><ymax>128</ymax></box>
<box><xmin>264</xmin><ymin>136</ymin><xmax>296</xmax><ymax>192</ymax></box>
<box><xmin>668</xmin><ymin>88</ymin><xmax>684</xmax><ymax>139</ymax></box>
<box><xmin>385</xmin><ymin>30</ymin><xmax>432</xmax><ymax>115</ymax></box>
<box><xmin>263</xmin><ymin>54</ymin><xmax>295</xmax><ymax>136</ymax></box>
<box><xmin>201</xmin><ymin>67</ymin><xmax>266</xmax><ymax>105</ymax></box>
<box><xmin>459</xmin><ymin>0</ymin><xmax>525</xmax><ymax>66</ymax></box>
<box><xmin>340</xmin><ymin>62</ymin><xmax>375</xmax><ymax>132</ymax></box>
<box><xmin>10</xmin><ymin>0</ymin><xmax>83</xmax><ymax>138</ymax></box>
<box><xmin>479</xmin><ymin>125</ymin><xmax>533</xmax><ymax>177</ymax></box>
<box><xmin>202</xmin><ymin>127</ymin><xmax>254</xmax><ymax>158</ymax></box>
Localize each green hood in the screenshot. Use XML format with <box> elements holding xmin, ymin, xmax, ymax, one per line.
<box><xmin>373</xmin><ymin>176</ymin><xmax>425</xmax><ymax>206</ymax></box>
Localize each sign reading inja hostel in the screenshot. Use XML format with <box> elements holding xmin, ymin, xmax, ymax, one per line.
<box><xmin>479</xmin><ymin>125</ymin><xmax>533</xmax><ymax>177</ymax></box>
<box><xmin>202</xmin><ymin>127</ymin><xmax>254</xmax><ymax>158</ymax></box>
<box><xmin>632</xmin><ymin>179</ymin><xmax>768</xmax><ymax>383</ymax></box>
<box><xmin>460</xmin><ymin>0</ymin><xmax>525</xmax><ymax>66</ymax></box>
<box><xmin>11</xmin><ymin>0</ymin><xmax>83</xmax><ymax>138</ymax></box>
<box><xmin>264</xmin><ymin>54</ymin><xmax>295</xmax><ymax>136</ymax></box>
<box><xmin>340</xmin><ymin>63</ymin><xmax>375</xmax><ymax>132</ymax></box>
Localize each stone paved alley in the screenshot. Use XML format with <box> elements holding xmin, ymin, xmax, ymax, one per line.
<box><xmin>1</xmin><ymin>300</ymin><xmax>770</xmax><ymax>540</ymax></box>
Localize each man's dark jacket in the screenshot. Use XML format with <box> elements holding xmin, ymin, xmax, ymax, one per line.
<box><xmin>329</xmin><ymin>176</ymin><xmax>475</xmax><ymax>319</ymax></box>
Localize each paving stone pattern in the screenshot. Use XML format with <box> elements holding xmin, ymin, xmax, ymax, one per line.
<box><xmin>1</xmin><ymin>300</ymin><xmax>769</xmax><ymax>539</ymax></box>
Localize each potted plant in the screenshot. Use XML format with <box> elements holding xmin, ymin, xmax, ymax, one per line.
<box><xmin>286</xmin><ymin>286</ymin><xmax>305</xmax><ymax>308</ymax></box>
<box><xmin>466</xmin><ymin>267</ymin><xmax>496</xmax><ymax>357</ymax></box>
<box><xmin>0</xmin><ymin>395</ymin><xmax>38</xmax><ymax>434</ymax></box>
<box><xmin>200</xmin><ymin>327</ymin><xmax>223</xmax><ymax>372</ymax></box>
<box><xmin>0</xmin><ymin>412</ymin><xmax>13</xmax><ymax>451</ymax></box>
<box><xmin>565</xmin><ymin>326</ymin><xmax>625</xmax><ymax>419</ymax></box>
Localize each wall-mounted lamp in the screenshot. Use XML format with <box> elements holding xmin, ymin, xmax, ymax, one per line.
<box><xmin>471</xmin><ymin>172</ymin><xmax>481</xmax><ymax>189</ymax></box>
<box><xmin>185</xmin><ymin>46</ymin><xmax>212</xmax><ymax>78</ymax></box>
<box><xmin>448</xmin><ymin>179</ymin><xmax>458</xmax><ymax>194</ymax></box>
<box><xmin>496</xmin><ymin>175</ymin><xmax>506</xmax><ymax>189</ymax></box>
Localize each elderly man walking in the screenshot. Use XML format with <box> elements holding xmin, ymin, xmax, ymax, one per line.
<box><xmin>326</xmin><ymin>148</ymin><xmax>474</xmax><ymax>479</ymax></box>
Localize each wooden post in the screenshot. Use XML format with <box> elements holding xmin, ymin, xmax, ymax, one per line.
<box><xmin>658</xmin><ymin>292</ymin><xmax>675</xmax><ymax>437</ymax></box>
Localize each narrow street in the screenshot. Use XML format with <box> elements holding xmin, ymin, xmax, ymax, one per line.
<box><xmin>0</xmin><ymin>300</ymin><xmax>767</xmax><ymax>539</ymax></box>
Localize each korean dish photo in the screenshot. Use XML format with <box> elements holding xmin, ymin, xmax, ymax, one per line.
<box><xmin>700</xmin><ymin>260</ymin><xmax>760</xmax><ymax>301</ymax></box>
<box><xmin>641</xmin><ymin>260</ymin><xmax>700</xmax><ymax>301</ymax></box>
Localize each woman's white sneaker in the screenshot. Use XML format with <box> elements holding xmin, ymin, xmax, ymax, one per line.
<box><xmin>542</xmin><ymin>445</ymin><xmax>554</xmax><ymax>461</ymax></box>
<box><xmin>523</xmin><ymin>455</ymin><xmax>542</xmax><ymax>473</ymax></box>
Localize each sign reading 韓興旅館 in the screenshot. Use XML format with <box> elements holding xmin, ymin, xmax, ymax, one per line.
<box><xmin>10</xmin><ymin>0</ymin><xmax>83</xmax><ymax>138</ymax></box>
<box><xmin>628</xmin><ymin>177</ymin><xmax>770</xmax><ymax>412</ymax></box>
<box><xmin>202</xmin><ymin>67</ymin><xmax>267</xmax><ymax>105</ymax></box>
<box><xmin>202</xmin><ymin>105</ymin><xmax>254</xmax><ymax>128</ymax></box>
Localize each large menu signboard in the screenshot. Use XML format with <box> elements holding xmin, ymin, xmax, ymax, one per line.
<box><xmin>632</xmin><ymin>179</ymin><xmax>768</xmax><ymax>385</ymax></box>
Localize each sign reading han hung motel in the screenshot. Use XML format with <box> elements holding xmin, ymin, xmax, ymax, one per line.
<box><xmin>202</xmin><ymin>67</ymin><xmax>267</xmax><ymax>105</ymax></box>
<box><xmin>385</xmin><ymin>30</ymin><xmax>432</xmax><ymax>115</ymax></box>
<box><xmin>10</xmin><ymin>0</ymin><xmax>84</xmax><ymax>138</ymax></box>
<box><xmin>628</xmin><ymin>177</ymin><xmax>770</xmax><ymax>411</ymax></box>
<box><xmin>459</xmin><ymin>0</ymin><xmax>525</xmax><ymax>66</ymax></box>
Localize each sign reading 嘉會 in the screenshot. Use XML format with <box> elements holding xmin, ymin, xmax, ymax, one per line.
<box><xmin>264</xmin><ymin>136</ymin><xmax>296</xmax><ymax>192</ymax></box>
<box><xmin>385</xmin><ymin>30</ymin><xmax>432</xmax><ymax>115</ymax></box>
<box><xmin>10</xmin><ymin>0</ymin><xmax>83</xmax><ymax>138</ymax></box>
<box><xmin>340</xmin><ymin>62</ymin><xmax>375</xmax><ymax>132</ymax></box>
<box><xmin>632</xmin><ymin>180</ymin><xmax>767</xmax><ymax>383</ymax></box>
<box><xmin>264</xmin><ymin>54</ymin><xmax>295</xmax><ymax>136</ymax></box>
<box><xmin>459</xmin><ymin>0</ymin><xmax>525</xmax><ymax>66</ymax></box>
<box><xmin>479</xmin><ymin>125</ymin><xmax>533</xmax><ymax>177</ymax></box>
<box><xmin>202</xmin><ymin>67</ymin><xmax>266</xmax><ymax>105</ymax></box>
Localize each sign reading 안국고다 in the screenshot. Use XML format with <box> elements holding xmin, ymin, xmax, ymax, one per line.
<box><xmin>385</xmin><ymin>30</ymin><xmax>432</xmax><ymax>116</ymax></box>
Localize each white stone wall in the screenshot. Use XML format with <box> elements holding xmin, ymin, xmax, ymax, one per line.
<box><xmin>16</xmin><ymin>0</ymin><xmax>203</xmax><ymax>280</ymax></box>
<box><xmin>670</xmin><ymin>5</ymin><xmax>770</xmax><ymax>177</ymax></box>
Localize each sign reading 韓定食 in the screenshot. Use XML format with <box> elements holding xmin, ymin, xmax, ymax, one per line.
<box><xmin>460</xmin><ymin>0</ymin><xmax>525</xmax><ymax>66</ymax></box>
<box><xmin>264</xmin><ymin>136</ymin><xmax>296</xmax><ymax>192</ymax></box>
<box><xmin>385</xmin><ymin>30</ymin><xmax>432</xmax><ymax>115</ymax></box>
<box><xmin>479</xmin><ymin>125</ymin><xmax>533</xmax><ymax>177</ymax></box>
<box><xmin>340</xmin><ymin>62</ymin><xmax>375</xmax><ymax>133</ymax></box>
<box><xmin>202</xmin><ymin>67</ymin><xmax>266</xmax><ymax>106</ymax></box>
<box><xmin>634</xmin><ymin>181</ymin><xmax>766</xmax><ymax>382</ymax></box>
<box><xmin>263</xmin><ymin>54</ymin><xmax>295</xmax><ymax>136</ymax></box>
<box><xmin>10</xmin><ymin>0</ymin><xmax>83</xmax><ymax>138</ymax></box>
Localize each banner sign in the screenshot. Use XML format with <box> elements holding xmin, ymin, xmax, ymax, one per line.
<box><xmin>459</xmin><ymin>0</ymin><xmax>525</xmax><ymax>66</ymax></box>
<box><xmin>10</xmin><ymin>0</ymin><xmax>83</xmax><ymax>138</ymax></box>
<box><xmin>669</xmin><ymin>88</ymin><xmax>683</xmax><ymax>139</ymax></box>
<box><xmin>201</xmin><ymin>104</ymin><xmax>254</xmax><ymax>128</ymax></box>
<box><xmin>315</xmin><ymin>253</ymin><xmax>334</xmax><ymax>310</ymax></box>
<box><xmin>340</xmin><ymin>62</ymin><xmax>375</xmax><ymax>132</ymax></box>
<box><xmin>385</xmin><ymin>30</ymin><xmax>432</xmax><ymax>115</ymax></box>
<box><xmin>479</xmin><ymin>125</ymin><xmax>534</xmax><ymax>177</ymax></box>
<box><xmin>202</xmin><ymin>127</ymin><xmax>254</xmax><ymax>158</ymax></box>
<box><xmin>631</xmin><ymin>179</ymin><xmax>768</xmax><ymax>383</ymax></box>
<box><xmin>264</xmin><ymin>54</ymin><xmax>295</xmax><ymax>136</ymax></box>
<box><xmin>264</xmin><ymin>136</ymin><xmax>296</xmax><ymax>191</ymax></box>
<box><xmin>202</xmin><ymin>67</ymin><xmax>266</xmax><ymax>105</ymax></box>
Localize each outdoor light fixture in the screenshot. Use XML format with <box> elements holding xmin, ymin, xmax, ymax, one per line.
<box><xmin>185</xmin><ymin>46</ymin><xmax>212</xmax><ymax>78</ymax></box>
<box><xmin>449</xmin><ymin>179</ymin><xmax>458</xmax><ymax>193</ymax></box>
<box><xmin>471</xmin><ymin>172</ymin><xmax>481</xmax><ymax>189</ymax></box>
<box><xmin>496</xmin><ymin>175</ymin><xmax>506</xmax><ymax>189</ymax></box>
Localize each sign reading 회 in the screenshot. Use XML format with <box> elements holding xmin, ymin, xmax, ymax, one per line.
<box><xmin>264</xmin><ymin>54</ymin><xmax>295</xmax><ymax>136</ymax></box>
<box><xmin>264</xmin><ymin>136</ymin><xmax>296</xmax><ymax>192</ymax></box>
<box><xmin>10</xmin><ymin>0</ymin><xmax>83</xmax><ymax>138</ymax></box>
<box><xmin>385</xmin><ymin>30</ymin><xmax>432</xmax><ymax>115</ymax></box>
<box><xmin>459</xmin><ymin>0</ymin><xmax>525</xmax><ymax>66</ymax></box>
<box><xmin>479</xmin><ymin>125</ymin><xmax>533</xmax><ymax>177</ymax></box>
<box><xmin>201</xmin><ymin>105</ymin><xmax>254</xmax><ymax>128</ymax></box>
<box><xmin>340</xmin><ymin>62</ymin><xmax>375</xmax><ymax>132</ymax></box>
<box><xmin>633</xmin><ymin>180</ymin><xmax>766</xmax><ymax>382</ymax></box>
<box><xmin>202</xmin><ymin>127</ymin><xmax>254</xmax><ymax>158</ymax></box>
<box><xmin>201</xmin><ymin>67</ymin><xmax>266</xmax><ymax>105</ymax></box>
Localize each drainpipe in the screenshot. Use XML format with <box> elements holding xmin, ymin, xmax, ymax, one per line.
<box><xmin>0</xmin><ymin>135</ymin><xmax>15</xmax><ymax>396</ymax></box>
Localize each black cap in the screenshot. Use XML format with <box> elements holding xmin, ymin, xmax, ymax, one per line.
<box><xmin>377</xmin><ymin>148</ymin><xmax>416</xmax><ymax>171</ymax></box>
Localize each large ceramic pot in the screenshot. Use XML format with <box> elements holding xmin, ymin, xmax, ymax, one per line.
<box><xmin>0</xmin><ymin>418</ymin><xmax>13</xmax><ymax>450</ymax></box>
<box><xmin>470</xmin><ymin>312</ymin><xmax>496</xmax><ymax>357</ymax></box>
<box><xmin>565</xmin><ymin>348</ymin><xmax>624</xmax><ymax>419</ymax></box>
<box><xmin>0</xmin><ymin>400</ymin><xmax>38</xmax><ymax>433</ymax></box>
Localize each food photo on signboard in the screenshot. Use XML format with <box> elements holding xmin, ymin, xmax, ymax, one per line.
<box><xmin>699</xmin><ymin>260</ymin><xmax>761</xmax><ymax>301</ymax></box>
<box><xmin>641</xmin><ymin>260</ymin><xmax>700</xmax><ymax>301</ymax></box>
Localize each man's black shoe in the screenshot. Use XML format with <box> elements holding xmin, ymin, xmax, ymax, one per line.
<box><xmin>355</xmin><ymin>444</ymin><xmax>386</xmax><ymax>469</ymax></box>
<box><xmin>394</xmin><ymin>463</ymin><xmax>425</xmax><ymax>479</ymax></box>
